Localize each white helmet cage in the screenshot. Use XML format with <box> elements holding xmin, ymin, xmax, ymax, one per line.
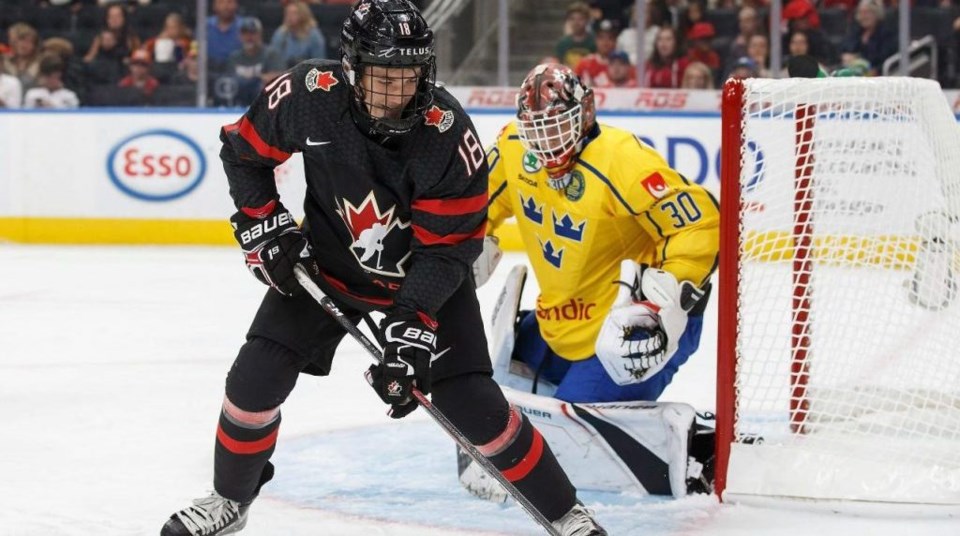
<box><xmin>515</xmin><ymin>63</ymin><xmax>596</xmax><ymax>189</ymax></box>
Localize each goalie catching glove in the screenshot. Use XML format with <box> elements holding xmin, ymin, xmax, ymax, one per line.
<box><xmin>230</xmin><ymin>200</ymin><xmax>318</xmax><ymax>296</ymax></box>
<box><xmin>596</xmin><ymin>260</ymin><xmax>704</xmax><ymax>385</ymax></box>
<box><xmin>365</xmin><ymin>311</ymin><xmax>443</xmax><ymax>419</ymax></box>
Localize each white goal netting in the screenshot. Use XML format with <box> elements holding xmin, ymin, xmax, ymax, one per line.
<box><xmin>723</xmin><ymin>77</ymin><xmax>960</xmax><ymax>508</ymax></box>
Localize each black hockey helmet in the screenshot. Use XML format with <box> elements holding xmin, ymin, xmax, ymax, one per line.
<box><xmin>340</xmin><ymin>0</ymin><xmax>436</xmax><ymax>136</ymax></box>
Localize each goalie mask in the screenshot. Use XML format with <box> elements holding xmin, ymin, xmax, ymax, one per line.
<box><xmin>341</xmin><ymin>0</ymin><xmax>436</xmax><ymax>137</ymax></box>
<box><xmin>516</xmin><ymin>63</ymin><xmax>596</xmax><ymax>190</ymax></box>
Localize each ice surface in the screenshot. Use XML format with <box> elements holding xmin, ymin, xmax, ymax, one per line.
<box><xmin>1</xmin><ymin>246</ymin><xmax>956</xmax><ymax>535</ymax></box>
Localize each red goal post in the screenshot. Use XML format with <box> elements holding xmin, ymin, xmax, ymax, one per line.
<box><xmin>716</xmin><ymin>77</ymin><xmax>960</xmax><ymax>512</ymax></box>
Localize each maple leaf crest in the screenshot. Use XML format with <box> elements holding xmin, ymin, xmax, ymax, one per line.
<box><xmin>423</xmin><ymin>105</ymin><xmax>454</xmax><ymax>132</ymax></box>
<box><xmin>334</xmin><ymin>192</ymin><xmax>411</xmax><ymax>276</ymax></box>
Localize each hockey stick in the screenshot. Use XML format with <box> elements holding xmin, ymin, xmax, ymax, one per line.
<box><xmin>293</xmin><ymin>266</ymin><xmax>561</xmax><ymax>536</ymax></box>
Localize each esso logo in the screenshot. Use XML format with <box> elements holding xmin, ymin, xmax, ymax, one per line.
<box><xmin>107</xmin><ymin>130</ymin><xmax>206</xmax><ymax>201</ymax></box>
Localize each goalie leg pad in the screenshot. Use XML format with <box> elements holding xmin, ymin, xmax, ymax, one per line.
<box><xmin>489</xmin><ymin>265</ymin><xmax>527</xmax><ymax>377</ymax></box>
<box><xmin>436</xmin><ymin>373</ymin><xmax>575</xmax><ymax>520</ymax></box>
<box><xmin>462</xmin><ymin>387</ymin><xmax>699</xmax><ymax>497</ymax></box>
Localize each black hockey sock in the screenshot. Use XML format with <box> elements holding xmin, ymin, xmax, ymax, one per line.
<box><xmin>482</xmin><ymin>408</ymin><xmax>577</xmax><ymax>522</ymax></box>
<box><xmin>213</xmin><ymin>408</ymin><xmax>280</xmax><ymax>503</ymax></box>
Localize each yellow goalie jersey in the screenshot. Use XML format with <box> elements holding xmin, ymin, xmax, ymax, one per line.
<box><xmin>487</xmin><ymin>122</ymin><xmax>719</xmax><ymax>360</ymax></box>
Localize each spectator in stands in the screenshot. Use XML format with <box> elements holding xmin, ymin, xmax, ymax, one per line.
<box><xmin>782</xmin><ymin>0</ymin><xmax>834</xmax><ymax>65</ymax></box>
<box><xmin>822</xmin><ymin>0</ymin><xmax>857</xmax><ymax>12</ymax></box>
<box><xmin>686</xmin><ymin>22</ymin><xmax>720</xmax><ymax>74</ymax></box>
<box><xmin>83</xmin><ymin>4</ymin><xmax>140</xmax><ymax>63</ymax></box>
<box><xmin>41</xmin><ymin>37</ymin><xmax>87</xmax><ymax>104</ymax></box>
<box><xmin>661</xmin><ymin>0</ymin><xmax>686</xmax><ymax>29</ymax></box>
<box><xmin>0</xmin><ymin>69</ymin><xmax>23</xmax><ymax>108</ymax></box>
<box><xmin>681</xmin><ymin>60</ymin><xmax>714</xmax><ymax>89</ymax></box>
<box><xmin>781</xmin><ymin>29</ymin><xmax>811</xmax><ymax>76</ymax></box>
<box><xmin>228</xmin><ymin>17</ymin><xmax>284</xmax><ymax>107</ymax></box>
<box><xmin>3</xmin><ymin>23</ymin><xmax>41</xmax><ymax>90</ymax></box>
<box><xmin>555</xmin><ymin>2</ymin><xmax>596</xmax><ymax>69</ymax></box>
<box><xmin>601</xmin><ymin>50</ymin><xmax>638</xmax><ymax>87</ymax></box>
<box><xmin>269</xmin><ymin>0</ymin><xmax>327</xmax><ymax>68</ymax></box>
<box><xmin>118</xmin><ymin>49</ymin><xmax>159</xmax><ymax>103</ymax></box>
<box><xmin>726</xmin><ymin>6</ymin><xmax>761</xmax><ymax>67</ymax></box>
<box><xmin>832</xmin><ymin>56</ymin><xmax>871</xmax><ymax>76</ymax></box>
<box><xmin>746</xmin><ymin>34</ymin><xmax>771</xmax><ymax>77</ymax></box>
<box><xmin>616</xmin><ymin>0</ymin><xmax>665</xmax><ymax>65</ymax></box>
<box><xmin>23</xmin><ymin>54</ymin><xmax>79</xmax><ymax>108</ymax></box>
<box><xmin>208</xmin><ymin>0</ymin><xmax>242</xmax><ymax>73</ymax></box>
<box><xmin>143</xmin><ymin>12</ymin><xmax>193</xmax><ymax>65</ymax></box>
<box><xmin>172</xmin><ymin>41</ymin><xmax>200</xmax><ymax>86</ymax></box>
<box><xmin>589</xmin><ymin>0</ymin><xmax>632</xmax><ymax>31</ymax></box>
<box><xmin>727</xmin><ymin>56</ymin><xmax>759</xmax><ymax>80</ymax></box>
<box><xmin>679</xmin><ymin>0</ymin><xmax>707</xmax><ymax>40</ymax></box>
<box><xmin>644</xmin><ymin>26</ymin><xmax>688</xmax><ymax>88</ymax></box>
<box><xmin>83</xmin><ymin>29</ymin><xmax>127</xmax><ymax>84</ymax></box>
<box><xmin>841</xmin><ymin>0</ymin><xmax>895</xmax><ymax>75</ymax></box>
<box><xmin>575</xmin><ymin>19</ymin><xmax>618</xmax><ymax>87</ymax></box>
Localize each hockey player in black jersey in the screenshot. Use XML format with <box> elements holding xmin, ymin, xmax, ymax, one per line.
<box><xmin>160</xmin><ymin>2</ymin><xmax>604</xmax><ymax>535</ymax></box>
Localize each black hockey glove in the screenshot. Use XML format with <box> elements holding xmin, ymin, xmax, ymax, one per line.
<box><xmin>230</xmin><ymin>200</ymin><xmax>318</xmax><ymax>296</ymax></box>
<box><xmin>364</xmin><ymin>311</ymin><xmax>439</xmax><ymax>419</ymax></box>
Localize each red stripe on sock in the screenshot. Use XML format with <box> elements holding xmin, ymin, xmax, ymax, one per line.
<box><xmin>501</xmin><ymin>428</ymin><xmax>544</xmax><ymax>482</ymax></box>
<box><xmin>477</xmin><ymin>406</ymin><xmax>522</xmax><ymax>457</ymax></box>
<box><xmin>216</xmin><ymin>424</ymin><xmax>279</xmax><ymax>455</ymax></box>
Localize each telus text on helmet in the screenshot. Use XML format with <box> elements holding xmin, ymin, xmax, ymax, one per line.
<box><xmin>376</xmin><ymin>46</ymin><xmax>433</xmax><ymax>58</ymax></box>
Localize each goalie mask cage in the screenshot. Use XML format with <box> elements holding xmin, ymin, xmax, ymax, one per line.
<box><xmin>717</xmin><ymin>77</ymin><xmax>960</xmax><ymax>512</ymax></box>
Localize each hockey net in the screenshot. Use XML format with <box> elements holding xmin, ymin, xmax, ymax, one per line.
<box><xmin>717</xmin><ymin>77</ymin><xmax>960</xmax><ymax>511</ymax></box>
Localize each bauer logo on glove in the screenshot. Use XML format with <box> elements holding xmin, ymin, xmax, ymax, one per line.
<box><xmin>230</xmin><ymin>200</ymin><xmax>319</xmax><ymax>297</ymax></box>
<box><xmin>366</xmin><ymin>310</ymin><xmax>446</xmax><ymax>419</ymax></box>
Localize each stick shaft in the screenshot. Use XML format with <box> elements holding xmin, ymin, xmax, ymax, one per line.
<box><xmin>293</xmin><ymin>266</ymin><xmax>560</xmax><ymax>535</ymax></box>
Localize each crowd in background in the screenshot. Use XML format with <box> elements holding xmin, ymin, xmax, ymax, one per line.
<box><xmin>1</xmin><ymin>0</ymin><xmax>959</xmax><ymax>109</ymax></box>
<box><xmin>0</xmin><ymin>0</ymin><xmax>363</xmax><ymax>108</ymax></box>
<box><xmin>551</xmin><ymin>0</ymin><xmax>960</xmax><ymax>90</ymax></box>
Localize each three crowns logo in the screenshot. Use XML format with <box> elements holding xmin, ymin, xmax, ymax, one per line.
<box><xmin>552</xmin><ymin>212</ymin><xmax>586</xmax><ymax>242</ymax></box>
<box><xmin>520</xmin><ymin>193</ymin><xmax>543</xmax><ymax>224</ymax></box>
<box><xmin>538</xmin><ymin>238</ymin><xmax>564</xmax><ymax>269</ymax></box>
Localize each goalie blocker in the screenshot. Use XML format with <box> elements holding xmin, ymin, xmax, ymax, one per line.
<box><xmin>459</xmin><ymin>266</ymin><xmax>715</xmax><ymax>500</ymax></box>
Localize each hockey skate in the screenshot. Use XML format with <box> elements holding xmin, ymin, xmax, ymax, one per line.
<box><xmin>552</xmin><ymin>503</ymin><xmax>607</xmax><ymax>536</ymax></box>
<box><xmin>160</xmin><ymin>491</ymin><xmax>249</xmax><ymax>536</ymax></box>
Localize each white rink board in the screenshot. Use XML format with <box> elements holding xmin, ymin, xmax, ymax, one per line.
<box><xmin>0</xmin><ymin>108</ymin><xmax>722</xmax><ymax>221</ymax></box>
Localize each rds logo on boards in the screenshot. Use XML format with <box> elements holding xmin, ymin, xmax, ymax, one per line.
<box><xmin>107</xmin><ymin>129</ymin><xmax>206</xmax><ymax>201</ymax></box>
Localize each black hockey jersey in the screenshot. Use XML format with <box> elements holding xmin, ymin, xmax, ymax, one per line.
<box><xmin>220</xmin><ymin>60</ymin><xmax>489</xmax><ymax>319</ymax></box>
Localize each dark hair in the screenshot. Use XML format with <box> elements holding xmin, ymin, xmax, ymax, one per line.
<box><xmin>38</xmin><ymin>53</ymin><xmax>65</xmax><ymax>76</ymax></box>
<box><xmin>103</xmin><ymin>4</ymin><xmax>132</xmax><ymax>52</ymax></box>
<box><xmin>650</xmin><ymin>26</ymin><xmax>683</xmax><ymax>68</ymax></box>
<box><xmin>788</xmin><ymin>29</ymin><xmax>811</xmax><ymax>45</ymax></box>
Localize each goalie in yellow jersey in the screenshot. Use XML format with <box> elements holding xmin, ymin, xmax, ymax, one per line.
<box><xmin>477</xmin><ymin>63</ymin><xmax>719</xmax><ymax>403</ymax></box>
<box><xmin>459</xmin><ymin>63</ymin><xmax>720</xmax><ymax>501</ymax></box>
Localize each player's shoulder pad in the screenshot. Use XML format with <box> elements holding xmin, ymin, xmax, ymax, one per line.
<box><xmin>265</xmin><ymin>59</ymin><xmax>346</xmax><ymax>107</ymax></box>
<box><xmin>421</xmin><ymin>86</ymin><xmax>476</xmax><ymax>139</ymax></box>
<box><xmin>599</xmin><ymin>123</ymin><xmax>669</xmax><ymax>167</ymax></box>
<box><xmin>587</xmin><ymin>123</ymin><xmax>673</xmax><ymax>190</ymax></box>
<box><xmin>496</xmin><ymin>121</ymin><xmax>520</xmax><ymax>144</ymax></box>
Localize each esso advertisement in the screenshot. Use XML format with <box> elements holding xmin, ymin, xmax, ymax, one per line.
<box><xmin>107</xmin><ymin>129</ymin><xmax>206</xmax><ymax>202</ymax></box>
